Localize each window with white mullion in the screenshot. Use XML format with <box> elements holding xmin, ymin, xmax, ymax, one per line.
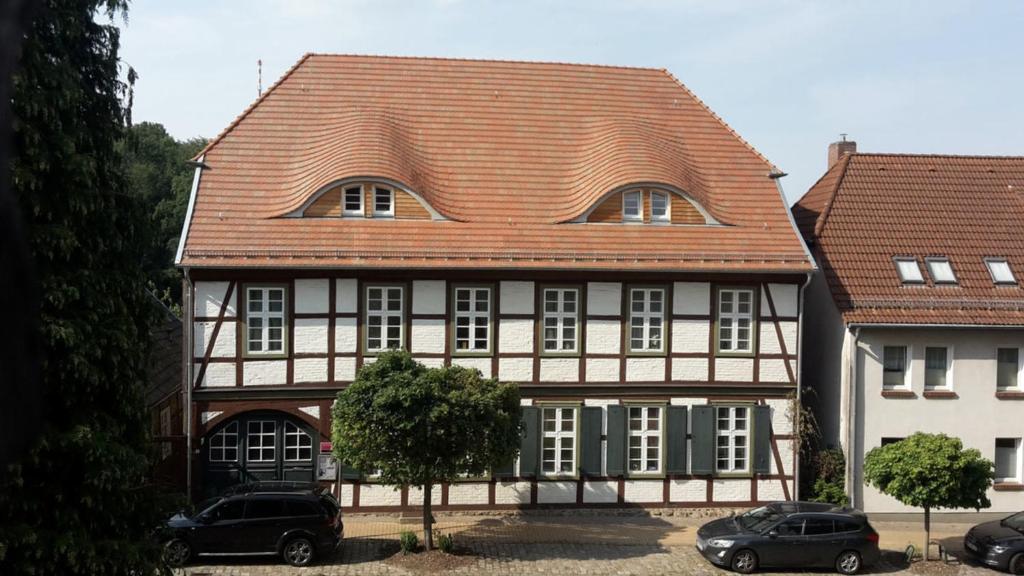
<box><xmin>542</xmin><ymin>288</ymin><xmax>578</xmax><ymax>353</ymax></box>
<box><xmin>246</xmin><ymin>286</ymin><xmax>285</xmax><ymax>354</ymax></box>
<box><xmin>246</xmin><ymin>420</ymin><xmax>276</xmax><ymax>463</ymax></box>
<box><xmin>650</xmin><ymin>192</ymin><xmax>670</xmax><ymax>222</ymax></box>
<box><xmin>622</xmin><ymin>190</ymin><xmax>642</xmax><ymax>222</ymax></box>
<box><xmin>715</xmin><ymin>406</ymin><xmax>750</xmax><ymax>474</ymax></box>
<box><xmin>209</xmin><ymin>422</ymin><xmax>239</xmax><ymax>463</ymax></box>
<box><xmin>541</xmin><ymin>407</ymin><xmax>576</xmax><ymax>475</ymax></box>
<box><xmin>284</xmin><ymin>421</ymin><xmax>312</xmax><ymax>462</ymax></box>
<box><xmin>365</xmin><ymin>286</ymin><xmax>404</xmax><ymax>352</ymax></box>
<box><xmin>717</xmin><ymin>289</ymin><xmax>754</xmax><ymax>353</ymax></box>
<box><xmin>629</xmin><ymin>288</ymin><xmax>665</xmax><ymax>352</ymax></box>
<box><xmin>342</xmin><ymin>185</ymin><xmax>364</xmax><ymax>216</ymax></box>
<box><xmin>373</xmin><ymin>186</ymin><xmax>394</xmax><ymax>217</ymax></box>
<box><xmin>454</xmin><ymin>287</ymin><xmax>491</xmax><ymax>352</ymax></box>
<box><xmin>628</xmin><ymin>406</ymin><xmax>662</xmax><ymax>473</ymax></box>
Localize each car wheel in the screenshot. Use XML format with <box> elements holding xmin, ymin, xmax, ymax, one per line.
<box><xmin>164</xmin><ymin>538</ymin><xmax>191</xmax><ymax>567</ymax></box>
<box><xmin>835</xmin><ymin>550</ymin><xmax>861</xmax><ymax>575</ymax></box>
<box><xmin>1009</xmin><ymin>553</ymin><xmax>1024</xmax><ymax>576</ymax></box>
<box><xmin>283</xmin><ymin>536</ymin><xmax>316</xmax><ymax>567</ymax></box>
<box><xmin>731</xmin><ymin>549</ymin><xmax>758</xmax><ymax>574</ymax></box>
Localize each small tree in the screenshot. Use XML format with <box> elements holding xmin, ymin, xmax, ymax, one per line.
<box><xmin>863</xmin><ymin>433</ymin><xmax>992</xmax><ymax>560</ymax></box>
<box><xmin>332</xmin><ymin>351</ymin><xmax>521</xmax><ymax>550</ymax></box>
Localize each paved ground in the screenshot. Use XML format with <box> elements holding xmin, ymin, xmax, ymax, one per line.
<box><xmin>178</xmin><ymin>514</ymin><xmax>996</xmax><ymax>576</ymax></box>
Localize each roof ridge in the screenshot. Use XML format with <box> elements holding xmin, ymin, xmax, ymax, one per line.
<box><xmin>813</xmin><ymin>153</ymin><xmax>853</xmax><ymax>238</ymax></box>
<box><xmin>305</xmin><ymin>52</ymin><xmax>666</xmax><ymax>72</ymax></box>
<box><xmin>193</xmin><ymin>52</ymin><xmax>314</xmax><ymax>160</ymax></box>
<box><xmin>848</xmin><ymin>152</ymin><xmax>1024</xmax><ymax>161</ymax></box>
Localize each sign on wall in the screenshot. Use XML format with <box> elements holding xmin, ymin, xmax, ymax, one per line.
<box><xmin>318</xmin><ymin>453</ymin><xmax>338</xmax><ymax>481</ymax></box>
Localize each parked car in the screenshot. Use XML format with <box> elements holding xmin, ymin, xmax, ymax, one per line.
<box><xmin>696</xmin><ymin>502</ymin><xmax>880</xmax><ymax>574</ymax></box>
<box><xmin>964</xmin><ymin>511</ymin><xmax>1024</xmax><ymax>575</ymax></box>
<box><xmin>163</xmin><ymin>485</ymin><xmax>343</xmax><ymax>567</ymax></box>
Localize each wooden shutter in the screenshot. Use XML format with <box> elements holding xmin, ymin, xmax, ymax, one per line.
<box><xmin>340</xmin><ymin>463</ymin><xmax>361</xmax><ymax>480</ymax></box>
<box><xmin>493</xmin><ymin>458</ymin><xmax>515</xmax><ymax>478</ymax></box>
<box><xmin>605</xmin><ymin>405</ymin><xmax>625</xmax><ymax>477</ymax></box>
<box><xmin>580</xmin><ymin>406</ymin><xmax>603</xmax><ymax>477</ymax></box>
<box><xmin>666</xmin><ymin>405</ymin><xmax>688</xmax><ymax>475</ymax></box>
<box><xmin>690</xmin><ymin>405</ymin><xmax>715</xmax><ymax>475</ymax></box>
<box><xmin>753</xmin><ymin>405</ymin><xmax>772</xmax><ymax>474</ymax></box>
<box><xmin>518</xmin><ymin>406</ymin><xmax>539</xmax><ymax>477</ymax></box>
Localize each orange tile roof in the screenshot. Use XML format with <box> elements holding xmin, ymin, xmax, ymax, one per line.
<box><xmin>181</xmin><ymin>54</ymin><xmax>811</xmax><ymax>272</ymax></box>
<box><xmin>794</xmin><ymin>153</ymin><xmax>1024</xmax><ymax>325</ymax></box>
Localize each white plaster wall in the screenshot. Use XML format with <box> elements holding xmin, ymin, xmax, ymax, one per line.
<box><xmin>770</xmin><ymin>438</ymin><xmax>795</xmax><ymax>476</ymax></box>
<box><xmin>759</xmin><ymin>321</ymin><xmax>798</xmax><ymax>355</ymax></box>
<box><xmin>499</xmin><ymin>358</ymin><xmax>533</xmax><ymax>382</ymax></box>
<box><xmin>672</xmin><ymin>319</ymin><xmax>709</xmax><ymax>353</ymax></box>
<box><xmin>670</xmin><ymin>479</ymin><xmax>707</xmax><ymax>502</ymax></box>
<box><xmin>452</xmin><ymin>356</ymin><xmax>492</xmax><ymax>377</ymax></box>
<box><xmin>360</xmin><ymin>484</ymin><xmax>402</xmax><ymax>507</ymax></box>
<box><xmin>712</xmin><ymin>479</ymin><xmax>751</xmax><ymax>502</ymax></box>
<box><xmin>764</xmin><ymin>398</ymin><xmax>794</xmax><ymax>435</ymax></box>
<box><xmin>294</xmin><ymin>318</ymin><xmax>328</xmax><ymax>354</ymax></box>
<box><xmin>757</xmin><ymin>479</ymin><xmax>787</xmax><ymax>502</ymax></box>
<box><xmin>294</xmin><ymin>358</ymin><xmax>327</xmax><ymax>383</ymax></box>
<box><xmin>624</xmin><ymin>480</ymin><xmax>663</xmax><ymax>503</ymax></box>
<box><xmin>243</xmin><ymin>360</ymin><xmax>287</xmax><ymax>386</ymax></box>
<box><xmin>759</xmin><ymin>358</ymin><xmax>791</xmax><ymax>383</ymax></box>
<box><xmin>500</xmin><ymin>281</ymin><xmax>534</xmax><ymax>314</ymax></box>
<box><xmin>335</xmin><ymin>279</ymin><xmax>358</xmax><ymax>313</ymax></box>
<box><xmin>411</xmin><ymin>318</ymin><xmax>445</xmax><ymax>354</ymax></box>
<box><xmin>672</xmin><ymin>358</ymin><xmax>708</xmax><ymax>382</ymax></box>
<box><xmin>582</xmin><ymin>481</ymin><xmax>618</xmax><ymax>503</ymax></box>
<box><xmin>196</xmin><ymin>363</ymin><xmax>235</xmax><ymax>387</ymax></box>
<box><xmin>766</xmin><ymin>283</ymin><xmax>799</xmax><ymax>317</ymax></box>
<box><xmin>539</xmin><ymin>358</ymin><xmax>578</xmax><ymax>382</ymax></box>
<box><xmin>494</xmin><ymin>481</ymin><xmax>531</xmax><ymax>505</ymax></box>
<box><xmin>298</xmin><ymin>405</ymin><xmax>320</xmax><ymax>420</ymax></box>
<box><xmin>537</xmin><ymin>481</ymin><xmax>576</xmax><ymax>504</ymax></box>
<box><xmin>407</xmin><ymin>485</ymin><xmax>442</xmax><ymax>507</ymax></box>
<box><xmin>412</xmin><ymin>280</ymin><xmax>446</xmax><ymax>314</ymax></box>
<box><xmin>585</xmin><ymin>358</ymin><xmax>619</xmax><ymax>382</ymax></box>
<box><xmin>334</xmin><ymin>317</ymin><xmax>357</xmax><ymax>353</ymax></box>
<box><xmin>587</xmin><ymin>282</ymin><xmax>621</xmax><ymax>315</ymax></box>
<box><xmin>626</xmin><ymin>358</ymin><xmax>664</xmax><ymax>381</ymax></box>
<box><xmin>194</xmin><ymin>321</ymin><xmax>236</xmax><ymax>357</ymax></box>
<box><xmin>294</xmin><ymin>279</ymin><xmax>329</xmax><ymax>313</ymax></box>
<box><xmin>673</xmin><ymin>282</ymin><xmax>710</xmax><ymax>315</ymax></box>
<box><xmin>334</xmin><ymin>357</ymin><xmax>356</xmax><ymax>382</ymax></box>
<box><xmin>586</xmin><ymin>319</ymin><xmax>621</xmax><ymax>354</ymax></box>
<box><xmin>498</xmin><ymin>318</ymin><xmax>533</xmax><ymax>353</ymax></box>
<box><xmin>715</xmin><ymin>358</ymin><xmax>754</xmax><ymax>381</ymax></box>
<box><xmin>194</xmin><ymin>281</ymin><xmax>237</xmax><ymax>317</ymax></box>
<box><xmin>415</xmin><ymin>357</ymin><xmax>445</xmax><ymax>369</ymax></box>
<box><xmin>448</xmin><ymin>483</ymin><xmax>490</xmax><ymax>505</ymax></box>
<box><xmin>340</xmin><ymin>484</ymin><xmax>354</xmax><ymax>507</ymax></box>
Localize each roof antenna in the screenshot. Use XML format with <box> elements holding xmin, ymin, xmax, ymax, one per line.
<box><xmin>840</xmin><ymin>133</ymin><xmax>848</xmax><ymax>142</ymax></box>
<box><xmin>257</xmin><ymin>59</ymin><xmax>263</xmax><ymax>97</ymax></box>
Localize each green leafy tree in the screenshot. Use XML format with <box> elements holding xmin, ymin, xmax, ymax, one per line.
<box><xmin>0</xmin><ymin>1</ymin><xmax>174</xmax><ymax>574</ymax></box>
<box><xmin>332</xmin><ymin>351</ymin><xmax>521</xmax><ymax>550</ymax></box>
<box><xmin>863</xmin><ymin>433</ymin><xmax>992</xmax><ymax>560</ymax></box>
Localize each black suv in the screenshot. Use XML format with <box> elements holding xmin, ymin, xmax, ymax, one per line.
<box><xmin>163</xmin><ymin>485</ymin><xmax>343</xmax><ymax>567</ymax></box>
<box><xmin>696</xmin><ymin>502</ymin><xmax>880</xmax><ymax>574</ymax></box>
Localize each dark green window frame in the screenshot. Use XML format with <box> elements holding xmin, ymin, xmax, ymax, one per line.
<box><xmin>241</xmin><ymin>283</ymin><xmax>289</xmax><ymax>359</ymax></box>
<box><xmin>625</xmin><ymin>285</ymin><xmax>668</xmax><ymax>356</ymax></box>
<box><xmin>537</xmin><ymin>285</ymin><xmax>582</xmax><ymax>357</ymax></box>
<box><xmin>537</xmin><ymin>403</ymin><xmax>581</xmax><ymax>479</ymax></box>
<box><xmin>624</xmin><ymin>402</ymin><xmax>668</xmax><ymax>477</ymax></box>
<box><xmin>450</xmin><ymin>283</ymin><xmax>494</xmax><ymax>357</ymax></box>
<box><xmin>362</xmin><ymin>283</ymin><xmax>407</xmax><ymax>355</ymax></box>
<box><xmin>712</xmin><ymin>403</ymin><xmax>754</xmax><ymax>478</ymax></box>
<box><xmin>714</xmin><ymin>286</ymin><xmax>758</xmax><ymax>357</ymax></box>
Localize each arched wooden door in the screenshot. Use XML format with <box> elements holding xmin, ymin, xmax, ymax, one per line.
<box><xmin>201</xmin><ymin>411</ymin><xmax>317</xmax><ymax>494</ymax></box>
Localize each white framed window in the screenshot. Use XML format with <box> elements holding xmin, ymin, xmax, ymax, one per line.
<box><xmin>717</xmin><ymin>288</ymin><xmax>755</xmax><ymax>354</ymax></box>
<box><xmin>997</xmin><ymin>348</ymin><xmax>1022</xmax><ymax>390</ymax></box>
<box><xmin>365</xmin><ymin>286</ymin><xmax>404</xmax><ymax>352</ymax></box>
<box><xmin>995</xmin><ymin>438</ymin><xmax>1022</xmax><ymax>483</ymax></box>
<box><xmin>246</xmin><ymin>286</ymin><xmax>286</xmax><ymax>355</ymax></box>
<box><xmin>209</xmin><ymin>422</ymin><xmax>239</xmax><ymax>462</ymax></box>
<box><xmin>342</xmin><ymin>185</ymin><xmax>363</xmax><ymax>216</ymax></box>
<box><xmin>926</xmin><ymin>257</ymin><xmax>957</xmax><ymax>284</ymax></box>
<box><xmin>985</xmin><ymin>258</ymin><xmax>1017</xmax><ymax>285</ymax></box>
<box><xmin>650</xmin><ymin>191</ymin><xmax>670</xmax><ymax>222</ymax></box>
<box><xmin>453</xmin><ymin>286</ymin><xmax>491</xmax><ymax>353</ymax></box>
<box><xmin>542</xmin><ymin>288</ymin><xmax>579</xmax><ymax>353</ymax></box>
<box><xmin>924</xmin><ymin>346</ymin><xmax>952</xmax><ymax>390</ymax></box>
<box><xmin>628</xmin><ymin>406</ymin><xmax>662</xmax><ymax>474</ymax></box>
<box><xmin>622</xmin><ymin>190</ymin><xmax>642</xmax><ymax>222</ymax></box>
<box><xmin>284</xmin><ymin>421</ymin><xmax>313</xmax><ymax>462</ymax></box>
<box><xmin>629</xmin><ymin>287</ymin><xmax>665</xmax><ymax>353</ymax></box>
<box><xmin>894</xmin><ymin>257</ymin><xmax>925</xmax><ymax>284</ymax></box>
<box><xmin>541</xmin><ymin>407</ymin><xmax>576</xmax><ymax>476</ymax></box>
<box><xmin>883</xmin><ymin>345</ymin><xmax>909</xmax><ymax>389</ymax></box>
<box><xmin>246</xmin><ymin>421</ymin><xmax>276</xmax><ymax>463</ymax></box>
<box><xmin>715</xmin><ymin>406</ymin><xmax>750</xmax><ymax>474</ymax></box>
<box><xmin>373</xmin><ymin>186</ymin><xmax>394</xmax><ymax>217</ymax></box>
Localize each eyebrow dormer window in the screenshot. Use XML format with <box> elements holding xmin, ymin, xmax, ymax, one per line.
<box><xmin>373</xmin><ymin>186</ymin><xmax>394</xmax><ymax>217</ymax></box>
<box><xmin>343</xmin><ymin>185</ymin><xmax>363</xmax><ymax>216</ymax></box>
<box><xmin>894</xmin><ymin>257</ymin><xmax>924</xmax><ymax>284</ymax></box>
<box><xmin>986</xmin><ymin>258</ymin><xmax>1017</xmax><ymax>285</ymax></box>
<box><xmin>926</xmin><ymin>257</ymin><xmax>957</xmax><ymax>285</ymax></box>
<box><xmin>622</xmin><ymin>191</ymin><xmax>642</xmax><ymax>222</ymax></box>
<box><xmin>650</xmin><ymin>192</ymin><xmax>670</xmax><ymax>222</ymax></box>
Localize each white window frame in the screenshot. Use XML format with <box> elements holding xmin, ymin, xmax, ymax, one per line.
<box><xmin>541</xmin><ymin>288</ymin><xmax>579</xmax><ymax>354</ymax></box>
<box><xmin>364</xmin><ymin>286</ymin><xmax>404</xmax><ymax>353</ymax></box>
<box><xmin>541</xmin><ymin>407</ymin><xmax>577</xmax><ymax>477</ymax></box>
<box><xmin>342</xmin><ymin>185</ymin><xmax>364</xmax><ymax>217</ymax></box>
<box><xmin>717</xmin><ymin>288</ymin><xmax>755</xmax><ymax>354</ymax></box>
<box><xmin>650</xmin><ymin>191</ymin><xmax>670</xmax><ymax>223</ymax></box>
<box><xmin>894</xmin><ymin>257</ymin><xmax>925</xmax><ymax>284</ymax></box>
<box><xmin>985</xmin><ymin>258</ymin><xmax>1017</xmax><ymax>285</ymax></box>
<box><xmin>628</xmin><ymin>406</ymin><xmax>663</xmax><ymax>474</ymax></box>
<box><xmin>715</xmin><ymin>405</ymin><xmax>751</xmax><ymax>475</ymax></box>
<box><xmin>209</xmin><ymin>422</ymin><xmax>239</xmax><ymax>463</ymax></box>
<box><xmin>622</xmin><ymin>190</ymin><xmax>642</xmax><ymax>222</ymax></box>
<box><xmin>246</xmin><ymin>420</ymin><xmax>276</xmax><ymax>463</ymax></box>
<box><xmin>629</xmin><ymin>287</ymin><xmax>666</xmax><ymax>353</ymax></box>
<box><xmin>283</xmin><ymin>421</ymin><xmax>313</xmax><ymax>462</ymax></box>
<box><xmin>925</xmin><ymin>257</ymin><xmax>957</xmax><ymax>285</ymax></box>
<box><xmin>995</xmin><ymin>438</ymin><xmax>1023</xmax><ymax>484</ymax></box>
<box><xmin>996</xmin><ymin>347</ymin><xmax>1023</xmax><ymax>391</ymax></box>
<box><xmin>453</xmin><ymin>286</ymin><xmax>492</xmax><ymax>354</ymax></box>
<box><xmin>923</xmin><ymin>345</ymin><xmax>953</xmax><ymax>391</ymax></box>
<box><xmin>373</xmin><ymin>186</ymin><xmax>394</xmax><ymax>218</ymax></box>
<box><xmin>245</xmin><ymin>286</ymin><xmax>286</xmax><ymax>356</ymax></box>
<box><xmin>882</xmin><ymin>345</ymin><xmax>911</xmax><ymax>390</ymax></box>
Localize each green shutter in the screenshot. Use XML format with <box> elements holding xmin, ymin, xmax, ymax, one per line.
<box><xmin>690</xmin><ymin>405</ymin><xmax>715</xmax><ymax>475</ymax></box>
<box><xmin>340</xmin><ymin>463</ymin><xmax>361</xmax><ymax>480</ymax></box>
<box><xmin>518</xmin><ymin>406</ymin><xmax>539</xmax><ymax>477</ymax></box>
<box><xmin>605</xmin><ymin>405</ymin><xmax>625</xmax><ymax>477</ymax></box>
<box><xmin>580</xmin><ymin>406</ymin><xmax>603</xmax><ymax>477</ymax></box>
<box><xmin>666</xmin><ymin>406</ymin><xmax>688</xmax><ymax>475</ymax></box>
<box><xmin>753</xmin><ymin>405</ymin><xmax>772</xmax><ymax>474</ymax></box>
<box><xmin>493</xmin><ymin>458</ymin><xmax>515</xmax><ymax>478</ymax></box>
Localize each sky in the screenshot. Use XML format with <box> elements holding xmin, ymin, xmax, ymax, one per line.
<box><xmin>118</xmin><ymin>0</ymin><xmax>1024</xmax><ymax>203</ymax></box>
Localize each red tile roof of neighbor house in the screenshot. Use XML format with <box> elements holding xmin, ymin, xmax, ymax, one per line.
<box><xmin>793</xmin><ymin>153</ymin><xmax>1024</xmax><ymax>325</ymax></box>
<box><xmin>179</xmin><ymin>53</ymin><xmax>812</xmax><ymax>272</ymax></box>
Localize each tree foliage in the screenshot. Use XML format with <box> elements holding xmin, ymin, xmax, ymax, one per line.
<box><xmin>0</xmin><ymin>1</ymin><xmax>174</xmax><ymax>574</ymax></box>
<box><xmin>332</xmin><ymin>351</ymin><xmax>521</xmax><ymax>548</ymax></box>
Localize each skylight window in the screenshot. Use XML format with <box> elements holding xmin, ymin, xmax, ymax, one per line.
<box><xmin>894</xmin><ymin>257</ymin><xmax>924</xmax><ymax>284</ymax></box>
<box><xmin>986</xmin><ymin>258</ymin><xmax>1017</xmax><ymax>285</ymax></box>
<box><xmin>926</xmin><ymin>257</ymin><xmax>957</xmax><ymax>285</ymax></box>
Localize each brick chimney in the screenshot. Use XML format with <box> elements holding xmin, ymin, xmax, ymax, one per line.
<box><xmin>828</xmin><ymin>134</ymin><xmax>857</xmax><ymax>168</ymax></box>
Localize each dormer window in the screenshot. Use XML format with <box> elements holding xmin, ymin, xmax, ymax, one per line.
<box><xmin>926</xmin><ymin>257</ymin><xmax>957</xmax><ymax>285</ymax></box>
<box><xmin>373</xmin><ymin>186</ymin><xmax>394</xmax><ymax>217</ymax></box>
<box><xmin>894</xmin><ymin>257</ymin><xmax>924</xmax><ymax>284</ymax></box>
<box><xmin>622</xmin><ymin>191</ymin><xmax>642</xmax><ymax>222</ymax></box>
<box><xmin>342</xmin><ymin>185</ymin><xmax>363</xmax><ymax>216</ymax></box>
<box><xmin>650</xmin><ymin>192</ymin><xmax>670</xmax><ymax>222</ymax></box>
<box><xmin>986</xmin><ymin>258</ymin><xmax>1017</xmax><ymax>285</ymax></box>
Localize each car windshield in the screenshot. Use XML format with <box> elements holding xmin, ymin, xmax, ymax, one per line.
<box><xmin>1002</xmin><ymin>512</ymin><xmax>1024</xmax><ymax>533</ymax></box>
<box><xmin>737</xmin><ymin>506</ymin><xmax>784</xmax><ymax>532</ymax></box>
<box><xmin>192</xmin><ymin>497</ymin><xmax>224</xmax><ymax>518</ymax></box>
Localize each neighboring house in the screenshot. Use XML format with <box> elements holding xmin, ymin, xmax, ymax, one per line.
<box><xmin>146</xmin><ymin>299</ymin><xmax>185</xmax><ymax>490</ymax></box>
<box><xmin>794</xmin><ymin>140</ymin><xmax>1024</xmax><ymax>513</ymax></box>
<box><xmin>176</xmin><ymin>54</ymin><xmax>815</xmax><ymax>510</ymax></box>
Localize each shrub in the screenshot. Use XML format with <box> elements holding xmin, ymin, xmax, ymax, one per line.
<box><xmin>812</xmin><ymin>478</ymin><xmax>849</xmax><ymax>506</ymax></box>
<box><xmin>399</xmin><ymin>531</ymin><xmax>419</xmax><ymax>555</ymax></box>
<box><xmin>807</xmin><ymin>447</ymin><xmax>850</xmax><ymax>505</ymax></box>
<box><xmin>437</xmin><ymin>532</ymin><xmax>454</xmax><ymax>554</ymax></box>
